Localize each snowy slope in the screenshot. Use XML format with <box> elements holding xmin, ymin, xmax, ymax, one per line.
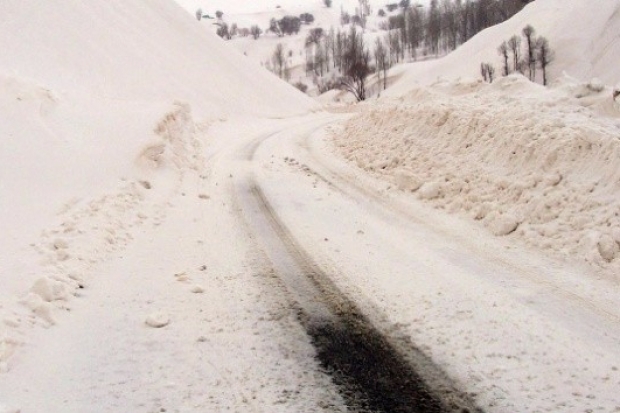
<box><xmin>0</xmin><ymin>1</ymin><xmax>314</xmax><ymax>115</ymax></box>
<box><xmin>0</xmin><ymin>0</ymin><xmax>315</xmax><ymax>372</ymax></box>
<box><xmin>390</xmin><ymin>0</ymin><xmax>620</xmax><ymax>90</ymax></box>
<box><xmin>175</xmin><ymin>0</ymin><xmax>429</xmax><ymax>92</ymax></box>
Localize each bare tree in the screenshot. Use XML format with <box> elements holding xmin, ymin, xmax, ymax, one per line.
<box><xmin>535</xmin><ymin>36</ymin><xmax>553</xmax><ymax>86</ymax></box>
<box><xmin>326</xmin><ymin>27</ymin><xmax>337</xmax><ymax>69</ymax></box>
<box><xmin>498</xmin><ymin>41</ymin><xmax>510</xmax><ymax>76</ymax></box>
<box><xmin>358</xmin><ymin>0</ymin><xmax>371</xmax><ymax>25</ymax></box>
<box><xmin>271</xmin><ymin>43</ymin><xmax>289</xmax><ymax>80</ymax></box>
<box><xmin>250</xmin><ymin>25</ymin><xmax>262</xmax><ymax>39</ymax></box>
<box><xmin>374</xmin><ymin>37</ymin><xmax>390</xmax><ymax>91</ymax></box>
<box><xmin>216</xmin><ymin>22</ymin><xmax>231</xmax><ymax>40</ymax></box>
<box><xmin>388</xmin><ymin>31</ymin><xmax>402</xmax><ymax>64</ymax></box>
<box><xmin>268</xmin><ymin>18</ymin><xmax>282</xmax><ymax>36</ymax></box>
<box><xmin>405</xmin><ymin>6</ymin><xmax>424</xmax><ymax>59</ymax></box>
<box><xmin>305</xmin><ymin>28</ymin><xmax>324</xmax><ymax>75</ymax></box>
<box><xmin>441</xmin><ymin>0</ymin><xmax>458</xmax><ymax>51</ymax></box>
<box><xmin>507</xmin><ymin>35</ymin><xmax>521</xmax><ymax>73</ymax></box>
<box><xmin>480</xmin><ymin>62</ymin><xmax>495</xmax><ymax>83</ymax></box>
<box><xmin>487</xmin><ymin>64</ymin><xmax>496</xmax><ymax>82</ymax></box>
<box><xmin>341</xmin><ymin>26</ymin><xmax>371</xmax><ymax>101</ymax></box>
<box><xmin>427</xmin><ymin>0</ymin><xmax>441</xmax><ymax>55</ymax></box>
<box><xmin>195</xmin><ymin>8</ymin><xmax>203</xmax><ymax>21</ymax></box>
<box><xmin>522</xmin><ymin>24</ymin><xmax>536</xmax><ymax>80</ymax></box>
<box><xmin>314</xmin><ymin>42</ymin><xmax>327</xmax><ymax>76</ymax></box>
<box><xmin>459</xmin><ymin>0</ymin><xmax>474</xmax><ymax>42</ymax></box>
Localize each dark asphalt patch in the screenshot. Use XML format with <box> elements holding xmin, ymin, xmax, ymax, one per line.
<box><xmin>239</xmin><ymin>177</ymin><xmax>480</xmax><ymax>413</ymax></box>
<box><xmin>307</xmin><ymin>314</ymin><xmax>445</xmax><ymax>413</ymax></box>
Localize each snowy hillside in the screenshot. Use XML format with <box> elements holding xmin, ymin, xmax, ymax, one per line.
<box><xmin>175</xmin><ymin>0</ymin><xmax>430</xmax><ymax>96</ymax></box>
<box><xmin>0</xmin><ymin>0</ymin><xmax>313</xmax><ymax>374</ymax></box>
<box><xmin>0</xmin><ymin>1</ymin><xmax>314</xmax><ymax>115</ymax></box>
<box><xmin>390</xmin><ymin>0</ymin><xmax>620</xmax><ymax>89</ymax></box>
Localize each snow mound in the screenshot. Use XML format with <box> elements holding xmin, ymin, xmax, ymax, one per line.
<box><xmin>333</xmin><ymin>76</ymin><xmax>620</xmax><ymax>280</ymax></box>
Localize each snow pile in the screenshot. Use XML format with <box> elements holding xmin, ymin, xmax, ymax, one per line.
<box><xmin>332</xmin><ymin>73</ymin><xmax>620</xmax><ymax>280</ymax></box>
<box><xmin>390</xmin><ymin>0</ymin><xmax>620</xmax><ymax>90</ymax></box>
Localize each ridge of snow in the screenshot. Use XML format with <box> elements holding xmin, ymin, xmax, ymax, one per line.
<box><xmin>332</xmin><ymin>73</ymin><xmax>620</xmax><ymax>281</ymax></box>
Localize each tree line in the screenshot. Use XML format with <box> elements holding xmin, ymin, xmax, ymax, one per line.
<box><xmin>295</xmin><ymin>0</ymin><xmax>535</xmax><ymax>100</ymax></box>
<box><xmin>208</xmin><ymin>0</ymin><xmax>540</xmax><ymax>101</ymax></box>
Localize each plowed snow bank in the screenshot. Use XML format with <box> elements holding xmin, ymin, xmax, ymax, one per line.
<box><xmin>332</xmin><ymin>74</ymin><xmax>620</xmax><ymax>280</ymax></box>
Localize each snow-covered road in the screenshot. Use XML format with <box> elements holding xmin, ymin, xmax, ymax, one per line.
<box><xmin>2</xmin><ymin>113</ymin><xmax>620</xmax><ymax>413</ymax></box>
<box><xmin>226</xmin><ymin>114</ymin><xmax>620</xmax><ymax>412</ymax></box>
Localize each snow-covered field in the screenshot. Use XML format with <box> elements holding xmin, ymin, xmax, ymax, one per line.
<box><xmin>2</xmin><ymin>0</ymin><xmax>620</xmax><ymax>412</ymax></box>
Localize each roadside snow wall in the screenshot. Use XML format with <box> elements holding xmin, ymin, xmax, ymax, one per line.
<box><xmin>332</xmin><ymin>74</ymin><xmax>620</xmax><ymax>280</ymax></box>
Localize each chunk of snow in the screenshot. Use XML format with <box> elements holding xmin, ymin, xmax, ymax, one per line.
<box><xmin>587</xmin><ymin>78</ymin><xmax>605</xmax><ymax>93</ymax></box>
<box><xmin>30</xmin><ymin>277</ymin><xmax>70</xmax><ymax>302</ymax></box>
<box><xmin>394</xmin><ymin>170</ymin><xmax>422</xmax><ymax>192</ymax></box>
<box><xmin>20</xmin><ymin>293</ymin><xmax>56</xmax><ymax>325</ymax></box>
<box><xmin>597</xmin><ymin>233</ymin><xmax>618</xmax><ymax>262</ymax></box>
<box><xmin>485</xmin><ymin>212</ymin><xmax>520</xmax><ymax>236</ymax></box>
<box><xmin>145</xmin><ymin>312</ymin><xmax>170</xmax><ymax>328</ymax></box>
<box><xmin>418</xmin><ymin>182</ymin><xmax>441</xmax><ymax>200</ymax></box>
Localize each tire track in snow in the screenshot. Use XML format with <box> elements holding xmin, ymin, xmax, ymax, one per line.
<box><xmin>233</xmin><ymin>120</ymin><xmax>479</xmax><ymax>413</ymax></box>
<box><xmin>298</xmin><ymin>130</ymin><xmax>620</xmax><ymax>332</ymax></box>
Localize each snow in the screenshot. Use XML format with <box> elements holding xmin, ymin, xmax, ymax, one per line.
<box><xmin>333</xmin><ymin>72</ymin><xmax>620</xmax><ymax>281</ymax></box>
<box><xmin>0</xmin><ymin>0</ymin><xmax>324</xmax><ymax>410</ymax></box>
<box><xmin>252</xmin><ymin>116</ymin><xmax>620</xmax><ymax>413</ymax></box>
<box><xmin>389</xmin><ymin>0</ymin><xmax>620</xmax><ymax>90</ymax></box>
<box><xmin>2</xmin><ymin>0</ymin><xmax>620</xmax><ymax>412</ymax></box>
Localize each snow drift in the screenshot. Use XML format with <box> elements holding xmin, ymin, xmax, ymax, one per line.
<box><xmin>0</xmin><ymin>0</ymin><xmax>314</xmax><ymax>365</ymax></box>
<box><xmin>333</xmin><ymin>73</ymin><xmax>620</xmax><ymax>281</ymax></box>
